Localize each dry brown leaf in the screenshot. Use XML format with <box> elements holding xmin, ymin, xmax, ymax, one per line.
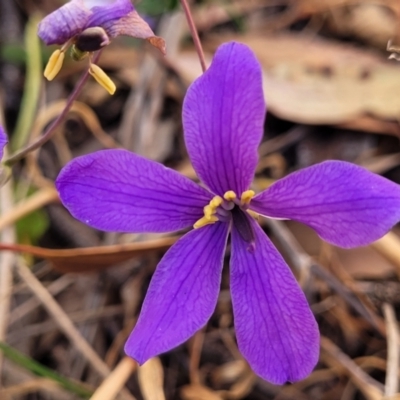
<box><xmin>327</xmin><ymin>4</ymin><xmax>396</xmax><ymax>48</ymax></box>
<box><xmin>0</xmin><ymin>236</ymin><xmax>178</xmax><ymax>273</ymax></box>
<box><xmin>176</xmin><ymin>34</ymin><xmax>400</xmax><ymax>131</ymax></box>
<box><xmin>335</xmin><ymin>246</ymin><xmax>395</xmax><ymax>280</ymax></box>
<box><xmin>243</xmin><ymin>35</ymin><xmax>400</xmax><ymax>125</ymax></box>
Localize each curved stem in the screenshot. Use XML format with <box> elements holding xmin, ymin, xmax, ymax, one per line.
<box><xmin>180</xmin><ymin>0</ymin><xmax>207</xmax><ymax>73</ymax></box>
<box><xmin>5</xmin><ymin>52</ymin><xmax>102</xmax><ymax>166</ymax></box>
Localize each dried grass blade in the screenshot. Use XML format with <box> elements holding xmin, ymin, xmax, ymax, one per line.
<box><xmin>0</xmin><ymin>186</ymin><xmax>58</xmax><ymax>232</ymax></box>
<box><xmin>138</xmin><ymin>357</ymin><xmax>166</xmax><ymax>400</ymax></box>
<box><xmin>321</xmin><ymin>336</ymin><xmax>383</xmax><ymax>400</ymax></box>
<box><xmin>0</xmin><ymin>179</ymin><xmax>16</xmax><ymax>381</ymax></box>
<box><xmin>383</xmin><ymin>303</ymin><xmax>399</xmax><ymax>396</ymax></box>
<box><xmin>89</xmin><ymin>357</ymin><xmax>136</xmax><ymax>400</ymax></box>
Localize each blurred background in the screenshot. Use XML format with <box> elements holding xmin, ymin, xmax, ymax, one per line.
<box><xmin>1</xmin><ymin>0</ymin><xmax>400</xmax><ymax>399</ymax></box>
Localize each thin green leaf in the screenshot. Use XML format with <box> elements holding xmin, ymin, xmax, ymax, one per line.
<box><xmin>11</xmin><ymin>14</ymin><xmax>43</xmax><ymax>151</ymax></box>
<box><xmin>0</xmin><ymin>342</ymin><xmax>93</xmax><ymax>398</ymax></box>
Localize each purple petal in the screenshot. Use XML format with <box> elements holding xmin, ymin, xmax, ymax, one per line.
<box><xmin>125</xmin><ymin>222</ymin><xmax>229</xmax><ymax>363</ymax></box>
<box><xmin>102</xmin><ymin>10</ymin><xmax>165</xmax><ymax>55</ymax></box>
<box><xmin>85</xmin><ymin>0</ymin><xmax>133</xmax><ymax>29</ymax></box>
<box><xmin>183</xmin><ymin>42</ymin><xmax>265</xmax><ymax>196</ymax></box>
<box><xmin>230</xmin><ymin>218</ymin><xmax>319</xmax><ymax>384</ymax></box>
<box><xmin>38</xmin><ymin>0</ymin><xmax>90</xmax><ymax>45</ymax></box>
<box><xmin>0</xmin><ymin>126</ymin><xmax>8</xmax><ymax>160</ymax></box>
<box><xmin>56</xmin><ymin>149</ymin><xmax>212</xmax><ymax>233</ymax></box>
<box><xmin>251</xmin><ymin>161</ymin><xmax>400</xmax><ymax>248</ymax></box>
<box><xmin>101</xmin><ymin>10</ymin><xmax>152</xmax><ymax>39</ymax></box>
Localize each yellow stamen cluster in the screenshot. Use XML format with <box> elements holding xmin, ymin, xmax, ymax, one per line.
<box><xmin>43</xmin><ymin>48</ymin><xmax>116</xmax><ymax>95</ymax></box>
<box><xmin>194</xmin><ymin>196</ymin><xmax>222</xmax><ymax>229</ymax></box>
<box><xmin>194</xmin><ymin>189</ymin><xmax>257</xmax><ymax>229</ymax></box>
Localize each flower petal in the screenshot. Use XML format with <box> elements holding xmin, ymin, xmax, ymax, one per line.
<box><xmin>0</xmin><ymin>126</ymin><xmax>8</xmax><ymax>160</ymax></box>
<box><xmin>56</xmin><ymin>149</ymin><xmax>212</xmax><ymax>233</ymax></box>
<box><xmin>230</xmin><ymin>218</ymin><xmax>319</xmax><ymax>384</ymax></box>
<box><xmin>38</xmin><ymin>0</ymin><xmax>90</xmax><ymax>45</ymax></box>
<box><xmin>85</xmin><ymin>0</ymin><xmax>133</xmax><ymax>28</ymax></box>
<box><xmin>102</xmin><ymin>10</ymin><xmax>166</xmax><ymax>54</ymax></box>
<box><xmin>84</xmin><ymin>0</ymin><xmax>115</xmax><ymax>8</ymax></box>
<box><xmin>183</xmin><ymin>42</ymin><xmax>265</xmax><ymax>195</ymax></box>
<box><xmin>251</xmin><ymin>161</ymin><xmax>400</xmax><ymax>248</ymax></box>
<box><xmin>125</xmin><ymin>222</ymin><xmax>229</xmax><ymax>364</ymax></box>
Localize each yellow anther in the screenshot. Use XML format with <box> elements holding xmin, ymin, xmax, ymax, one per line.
<box><xmin>224</xmin><ymin>191</ymin><xmax>237</xmax><ymax>201</ymax></box>
<box><xmin>241</xmin><ymin>190</ymin><xmax>255</xmax><ymax>205</ymax></box>
<box><xmin>44</xmin><ymin>49</ymin><xmax>65</xmax><ymax>81</ymax></box>
<box><xmin>210</xmin><ymin>196</ymin><xmax>223</xmax><ymax>208</ymax></box>
<box><xmin>194</xmin><ymin>215</ymin><xmax>218</xmax><ymax>229</ymax></box>
<box><xmin>194</xmin><ymin>195</ymin><xmax>223</xmax><ymax>229</ymax></box>
<box><xmin>204</xmin><ymin>205</ymin><xmax>214</xmax><ymax>218</ymax></box>
<box><xmin>89</xmin><ymin>63</ymin><xmax>116</xmax><ymax>95</ymax></box>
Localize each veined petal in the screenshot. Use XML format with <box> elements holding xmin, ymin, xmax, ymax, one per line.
<box><xmin>183</xmin><ymin>42</ymin><xmax>265</xmax><ymax>195</ymax></box>
<box><xmin>230</xmin><ymin>218</ymin><xmax>319</xmax><ymax>384</ymax></box>
<box><xmin>102</xmin><ymin>10</ymin><xmax>166</xmax><ymax>54</ymax></box>
<box><xmin>125</xmin><ymin>222</ymin><xmax>229</xmax><ymax>364</ymax></box>
<box><xmin>85</xmin><ymin>0</ymin><xmax>133</xmax><ymax>28</ymax></box>
<box><xmin>83</xmin><ymin>0</ymin><xmax>116</xmax><ymax>8</ymax></box>
<box><xmin>56</xmin><ymin>149</ymin><xmax>212</xmax><ymax>233</ymax></box>
<box><xmin>0</xmin><ymin>126</ymin><xmax>8</xmax><ymax>160</ymax></box>
<box><xmin>251</xmin><ymin>161</ymin><xmax>400</xmax><ymax>248</ymax></box>
<box><xmin>38</xmin><ymin>0</ymin><xmax>90</xmax><ymax>45</ymax></box>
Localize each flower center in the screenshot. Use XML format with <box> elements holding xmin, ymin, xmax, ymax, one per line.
<box><xmin>73</xmin><ymin>27</ymin><xmax>110</xmax><ymax>55</ymax></box>
<box><xmin>193</xmin><ymin>190</ymin><xmax>256</xmax><ymax>230</ymax></box>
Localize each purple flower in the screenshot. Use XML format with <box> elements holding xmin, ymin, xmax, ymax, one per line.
<box><xmin>38</xmin><ymin>0</ymin><xmax>165</xmax><ymax>93</ymax></box>
<box><xmin>55</xmin><ymin>42</ymin><xmax>400</xmax><ymax>384</ymax></box>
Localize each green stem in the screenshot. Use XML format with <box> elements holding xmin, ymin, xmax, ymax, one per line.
<box><xmin>0</xmin><ymin>341</ymin><xmax>93</xmax><ymax>398</ymax></box>
<box><xmin>11</xmin><ymin>14</ymin><xmax>42</xmax><ymax>152</ymax></box>
<box><xmin>179</xmin><ymin>0</ymin><xmax>207</xmax><ymax>72</ymax></box>
<box><xmin>5</xmin><ymin>52</ymin><xmax>102</xmax><ymax>166</ymax></box>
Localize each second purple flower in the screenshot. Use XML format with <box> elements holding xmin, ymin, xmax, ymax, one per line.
<box><xmin>38</xmin><ymin>0</ymin><xmax>165</xmax><ymax>94</ymax></box>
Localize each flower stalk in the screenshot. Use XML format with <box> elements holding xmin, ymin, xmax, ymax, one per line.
<box><xmin>180</xmin><ymin>0</ymin><xmax>207</xmax><ymax>72</ymax></box>
<box><xmin>4</xmin><ymin>51</ymin><xmax>101</xmax><ymax>167</ymax></box>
